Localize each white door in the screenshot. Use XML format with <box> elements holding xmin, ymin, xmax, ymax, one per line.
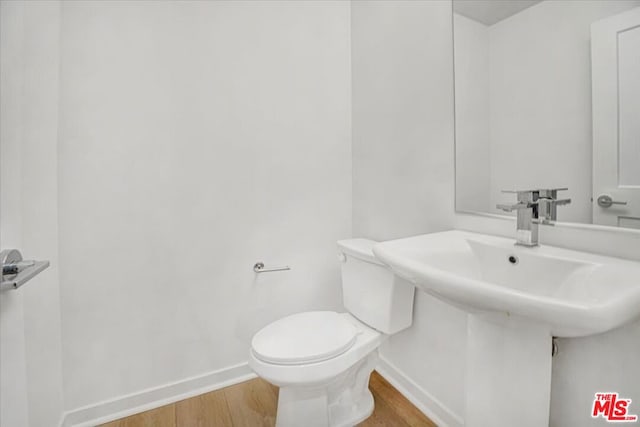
<box><xmin>0</xmin><ymin>2</ymin><xmax>31</xmax><ymax>425</ymax></box>
<box><xmin>592</xmin><ymin>6</ymin><xmax>640</xmax><ymax>229</ymax></box>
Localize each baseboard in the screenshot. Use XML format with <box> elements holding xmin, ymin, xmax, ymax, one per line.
<box><xmin>376</xmin><ymin>356</ymin><xmax>464</xmax><ymax>427</ymax></box>
<box><xmin>59</xmin><ymin>357</ymin><xmax>462</xmax><ymax>426</ymax></box>
<box><xmin>60</xmin><ymin>362</ymin><xmax>256</xmax><ymax>427</ymax></box>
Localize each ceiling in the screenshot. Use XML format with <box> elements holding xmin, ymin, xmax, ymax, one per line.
<box><xmin>454</xmin><ymin>0</ymin><xmax>543</xmax><ymax>26</ymax></box>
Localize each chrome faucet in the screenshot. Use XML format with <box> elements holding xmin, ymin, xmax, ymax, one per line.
<box><xmin>497</xmin><ymin>188</ymin><xmax>571</xmax><ymax>246</ymax></box>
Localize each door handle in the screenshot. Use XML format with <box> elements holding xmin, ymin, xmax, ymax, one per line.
<box><xmin>597</xmin><ymin>195</ymin><xmax>627</xmax><ymax>208</ymax></box>
<box><xmin>1</xmin><ymin>249</ymin><xmax>50</xmax><ymax>290</ymax></box>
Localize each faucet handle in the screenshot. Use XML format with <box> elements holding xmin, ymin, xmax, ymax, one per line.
<box><xmin>502</xmin><ymin>188</ymin><xmax>568</xmax><ymax>196</ymax></box>
<box><xmin>496</xmin><ymin>202</ymin><xmax>529</xmax><ymax>212</ymax></box>
<box><xmin>501</xmin><ymin>189</ymin><xmax>537</xmax><ymax>195</ymax></box>
<box><xmin>538</xmin><ymin>188</ymin><xmax>568</xmax><ymax>198</ymax></box>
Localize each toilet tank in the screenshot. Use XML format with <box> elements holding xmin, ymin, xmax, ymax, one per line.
<box><xmin>337</xmin><ymin>239</ymin><xmax>415</xmax><ymax>334</ymax></box>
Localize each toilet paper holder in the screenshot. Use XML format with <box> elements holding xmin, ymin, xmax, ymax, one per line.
<box><xmin>253</xmin><ymin>262</ymin><xmax>290</xmax><ymax>273</ymax></box>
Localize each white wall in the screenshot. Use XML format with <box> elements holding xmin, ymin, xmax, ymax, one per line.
<box><xmin>453</xmin><ymin>13</ymin><xmax>491</xmax><ymax>213</ymax></box>
<box><xmin>0</xmin><ymin>2</ymin><xmax>65</xmax><ymax>426</ymax></box>
<box><xmin>351</xmin><ymin>1</ymin><xmax>463</xmax><ymax>425</ymax></box>
<box><xmin>56</xmin><ymin>0</ymin><xmax>351</xmax><ymax>415</ymax></box>
<box><xmin>488</xmin><ymin>0</ymin><xmax>640</xmax><ymax>221</ymax></box>
<box><xmin>352</xmin><ymin>1</ymin><xmax>454</xmax><ymax>240</ymax></box>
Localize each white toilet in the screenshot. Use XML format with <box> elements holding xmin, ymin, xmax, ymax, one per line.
<box><xmin>249</xmin><ymin>239</ymin><xmax>416</xmax><ymax>427</ymax></box>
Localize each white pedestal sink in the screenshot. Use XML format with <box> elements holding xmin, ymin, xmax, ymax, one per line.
<box><xmin>373</xmin><ymin>230</ymin><xmax>640</xmax><ymax>427</ymax></box>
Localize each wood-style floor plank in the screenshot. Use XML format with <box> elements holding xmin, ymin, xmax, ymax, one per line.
<box><xmin>358</xmin><ymin>392</ymin><xmax>411</xmax><ymax>427</ymax></box>
<box><xmin>368</xmin><ymin>371</ymin><xmax>437</xmax><ymax>427</ymax></box>
<box><xmin>175</xmin><ymin>387</ymin><xmax>233</xmax><ymax>427</ymax></box>
<box><xmin>222</xmin><ymin>377</ymin><xmax>278</xmax><ymax>427</ymax></box>
<box><xmin>101</xmin><ymin>370</ymin><xmax>436</xmax><ymax>427</ymax></box>
<box><xmin>101</xmin><ymin>403</ymin><xmax>176</xmax><ymax>427</ymax></box>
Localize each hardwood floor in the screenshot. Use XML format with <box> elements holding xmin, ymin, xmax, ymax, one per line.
<box><xmin>101</xmin><ymin>371</ymin><xmax>437</xmax><ymax>427</ymax></box>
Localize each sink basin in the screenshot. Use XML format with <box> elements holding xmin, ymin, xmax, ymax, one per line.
<box><xmin>374</xmin><ymin>229</ymin><xmax>640</xmax><ymax>427</ymax></box>
<box><xmin>373</xmin><ymin>230</ymin><xmax>640</xmax><ymax>337</ymax></box>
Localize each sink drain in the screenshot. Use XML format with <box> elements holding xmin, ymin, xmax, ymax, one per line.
<box><xmin>508</xmin><ymin>255</ymin><xmax>519</xmax><ymax>265</ymax></box>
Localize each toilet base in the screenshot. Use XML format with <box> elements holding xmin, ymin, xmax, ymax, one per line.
<box><xmin>275</xmin><ymin>351</ymin><xmax>378</xmax><ymax>427</ymax></box>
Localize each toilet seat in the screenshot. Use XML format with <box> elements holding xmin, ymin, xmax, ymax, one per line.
<box><xmin>251</xmin><ymin>311</ymin><xmax>359</xmax><ymax>365</ymax></box>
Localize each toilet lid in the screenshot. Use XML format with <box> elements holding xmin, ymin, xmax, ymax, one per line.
<box><xmin>251</xmin><ymin>311</ymin><xmax>359</xmax><ymax>365</ymax></box>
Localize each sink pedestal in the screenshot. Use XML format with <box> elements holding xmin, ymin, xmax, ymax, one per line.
<box><xmin>465</xmin><ymin>314</ymin><xmax>552</xmax><ymax>427</ymax></box>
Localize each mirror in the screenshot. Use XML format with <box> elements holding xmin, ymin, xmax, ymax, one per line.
<box><xmin>453</xmin><ymin>0</ymin><xmax>640</xmax><ymax>229</ymax></box>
